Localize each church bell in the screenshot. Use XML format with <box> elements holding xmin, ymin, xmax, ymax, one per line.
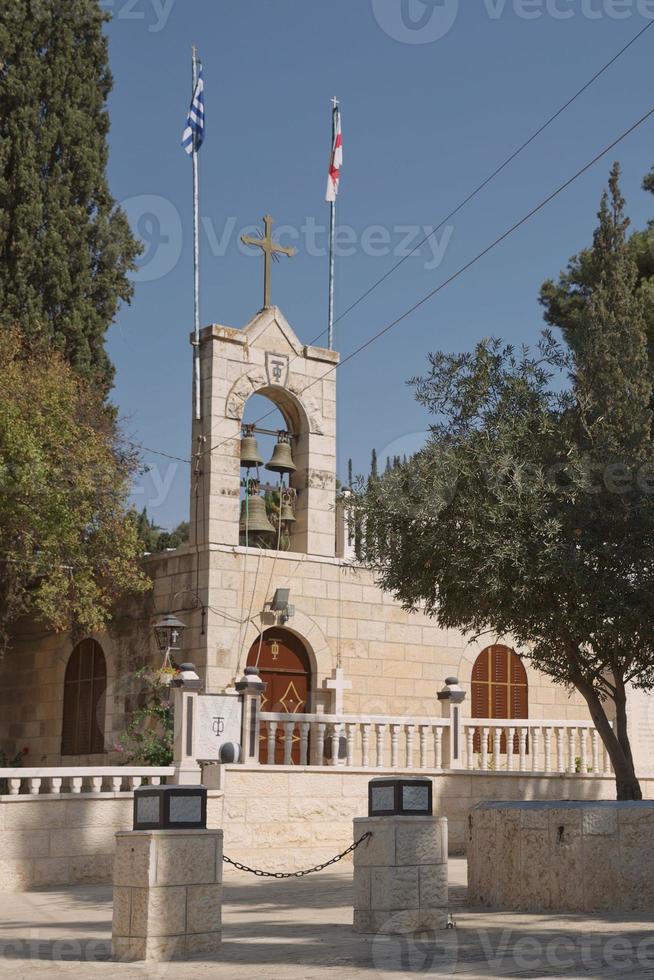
<box><xmin>239</xmin><ymin>492</ymin><xmax>276</xmax><ymax>537</ymax></box>
<box><xmin>266</xmin><ymin>433</ymin><xmax>296</xmax><ymax>475</ymax></box>
<box><xmin>240</xmin><ymin>430</ymin><xmax>263</xmax><ymax>469</ymax></box>
<box><xmin>280</xmin><ymin>492</ymin><xmax>296</xmax><ymax>524</ymax></box>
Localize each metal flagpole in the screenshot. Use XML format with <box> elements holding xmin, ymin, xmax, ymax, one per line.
<box><xmin>327</xmin><ymin>97</ymin><xmax>339</xmax><ymax>351</ymax></box>
<box><xmin>192</xmin><ymin>46</ymin><xmax>201</xmax><ymax>421</ymax></box>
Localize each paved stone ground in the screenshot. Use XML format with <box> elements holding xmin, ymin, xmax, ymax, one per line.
<box><xmin>0</xmin><ymin>859</ymin><xmax>653</xmax><ymax>978</ymax></box>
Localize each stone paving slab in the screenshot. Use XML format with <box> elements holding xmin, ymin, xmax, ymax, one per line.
<box><xmin>0</xmin><ymin>860</ymin><xmax>653</xmax><ymax>978</ymax></box>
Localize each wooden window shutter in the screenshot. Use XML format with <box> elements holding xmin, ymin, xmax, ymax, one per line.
<box><xmin>61</xmin><ymin>640</ymin><xmax>107</xmax><ymax>756</ymax></box>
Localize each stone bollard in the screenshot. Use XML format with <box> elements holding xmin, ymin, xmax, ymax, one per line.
<box><xmin>112</xmin><ymin>786</ymin><xmax>222</xmax><ymax>962</ymax></box>
<box><xmin>353</xmin><ymin>778</ymin><xmax>449</xmax><ymax>935</ymax></box>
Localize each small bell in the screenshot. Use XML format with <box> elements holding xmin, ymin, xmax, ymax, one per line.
<box><xmin>239</xmin><ymin>492</ymin><xmax>276</xmax><ymax>538</ymax></box>
<box><xmin>280</xmin><ymin>493</ymin><xmax>296</xmax><ymax>523</ymax></box>
<box><xmin>240</xmin><ymin>430</ymin><xmax>263</xmax><ymax>469</ymax></box>
<box><xmin>266</xmin><ymin>433</ymin><xmax>296</xmax><ymax>474</ymax></box>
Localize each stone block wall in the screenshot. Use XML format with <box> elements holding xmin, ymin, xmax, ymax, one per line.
<box><xmin>0</xmin><ymin>791</ymin><xmax>223</xmax><ymax>892</ymax></box>
<box><xmin>468</xmin><ymin>801</ymin><xmax>654</xmax><ymax>913</ymax></box>
<box><xmin>213</xmin><ymin>766</ymin><xmax>654</xmax><ymax>874</ymax></box>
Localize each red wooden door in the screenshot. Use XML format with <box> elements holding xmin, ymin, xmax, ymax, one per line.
<box><xmin>471</xmin><ymin>645</ymin><xmax>528</xmax><ymax>754</ymax></box>
<box><xmin>246</xmin><ymin>630</ymin><xmax>311</xmax><ymax>764</ymax></box>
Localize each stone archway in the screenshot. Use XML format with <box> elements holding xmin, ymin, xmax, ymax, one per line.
<box><xmin>246</xmin><ymin>629</ymin><xmax>312</xmax><ymax>764</ymax></box>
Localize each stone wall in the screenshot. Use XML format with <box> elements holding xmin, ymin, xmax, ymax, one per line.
<box><xmin>212</xmin><ymin>765</ymin><xmax>653</xmax><ymax>873</ymax></box>
<box><xmin>468</xmin><ymin>801</ymin><xmax>654</xmax><ymax>913</ymax></box>
<box><xmin>0</xmin><ymin>791</ymin><xmax>223</xmax><ymax>892</ymax></box>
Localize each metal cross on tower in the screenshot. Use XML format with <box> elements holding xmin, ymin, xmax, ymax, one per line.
<box><xmin>241</xmin><ymin>215</ymin><xmax>296</xmax><ymax>309</ymax></box>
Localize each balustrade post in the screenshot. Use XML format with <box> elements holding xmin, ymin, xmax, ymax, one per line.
<box><xmin>405</xmin><ymin>725</ymin><xmax>415</xmax><ymax>770</ymax></box>
<box><xmin>418</xmin><ymin>725</ymin><xmax>429</xmax><ymax>770</ymax></box>
<box><xmin>544</xmin><ymin>728</ymin><xmax>553</xmax><ymax>773</ymax></box>
<box><xmin>346</xmin><ymin>724</ymin><xmax>357</xmax><ymax>767</ymax></box>
<box><xmin>465</xmin><ymin>727</ymin><xmax>474</xmax><ymax>771</ymax></box>
<box><xmin>50</xmin><ymin>776</ymin><xmax>63</xmax><ymax>794</ymax></box>
<box><xmin>519</xmin><ymin>727</ymin><xmax>528</xmax><ymax>772</ymax></box>
<box><xmin>375</xmin><ymin>724</ymin><xmax>386</xmax><ymax>768</ymax></box>
<box><xmin>299</xmin><ymin>722</ymin><xmax>310</xmax><ymax>766</ymax></box>
<box><xmin>266</xmin><ymin>721</ymin><xmax>278</xmax><ymax>765</ymax></box>
<box><xmin>556</xmin><ymin>728</ymin><xmax>565</xmax><ymax>773</ymax></box>
<box><xmin>283</xmin><ymin>722</ymin><xmax>295</xmax><ymax>766</ymax></box>
<box><xmin>71</xmin><ymin>776</ymin><xmax>83</xmax><ymax>794</ymax></box>
<box><xmin>492</xmin><ymin>728</ymin><xmax>502</xmax><ymax>771</ymax></box>
<box><xmin>28</xmin><ymin>777</ymin><xmax>41</xmax><ymax>795</ymax></box>
<box><xmin>433</xmin><ymin>726</ymin><xmax>443</xmax><ymax>771</ymax></box>
<box><xmin>437</xmin><ymin>677</ymin><xmax>466</xmax><ymax>770</ymax></box>
<box><xmin>361</xmin><ymin>724</ymin><xmax>371</xmax><ymax>768</ymax></box>
<box><xmin>315</xmin><ymin>722</ymin><xmax>327</xmax><ymax>767</ymax></box>
<box><xmin>111</xmin><ymin>776</ymin><xmax>123</xmax><ymax>793</ymax></box>
<box><xmin>591</xmin><ymin>730</ymin><xmax>601</xmax><ymax>774</ymax></box>
<box><xmin>531</xmin><ymin>727</ymin><xmax>541</xmax><ymax>772</ymax></box>
<box><xmin>481</xmin><ymin>728</ymin><xmax>489</xmax><ymax>771</ymax></box>
<box><xmin>390</xmin><ymin>724</ymin><xmax>401</xmax><ymax>768</ymax></box>
<box><xmin>90</xmin><ymin>776</ymin><xmax>103</xmax><ymax>794</ymax></box>
<box><xmin>8</xmin><ymin>778</ymin><xmax>21</xmax><ymax>795</ymax></box>
<box><xmin>329</xmin><ymin>723</ymin><xmax>342</xmax><ymax>768</ymax></box>
<box><xmin>506</xmin><ymin>728</ymin><xmax>515</xmax><ymax>772</ymax></box>
<box><xmin>567</xmin><ymin>728</ymin><xmax>576</xmax><ymax>774</ymax></box>
<box><xmin>579</xmin><ymin>729</ymin><xmax>589</xmax><ymax>774</ymax></box>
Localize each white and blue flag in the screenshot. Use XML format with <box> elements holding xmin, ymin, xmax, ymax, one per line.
<box><xmin>182</xmin><ymin>66</ymin><xmax>205</xmax><ymax>155</ymax></box>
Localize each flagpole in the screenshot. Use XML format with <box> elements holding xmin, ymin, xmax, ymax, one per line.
<box><xmin>192</xmin><ymin>46</ymin><xmax>201</xmax><ymax>421</ymax></box>
<box><xmin>328</xmin><ymin>97</ymin><xmax>339</xmax><ymax>351</ymax></box>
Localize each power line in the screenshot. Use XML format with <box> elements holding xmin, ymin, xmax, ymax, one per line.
<box><xmin>306</xmin><ymin>18</ymin><xmax>654</xmax><ymax>347</ymax></box>
<box><xmin>125</xmin><ymin>440</ymin><xmax>191</xmax><ymax>465</ymax></box>
<box><xmin>200</xmin><ymin>101</ymin><xmax>654</xmax><ymax>458</ymax></box>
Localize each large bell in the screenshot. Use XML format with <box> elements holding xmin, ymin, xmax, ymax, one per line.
<box><xmin>240</xmin><ymin>432</ymin><xmax>263</xmax><ymax>469</ymax></box>
<box><xmin>239</xmin><ymin>493</ymin><xmax>275</xmax><ymax>537</ymax></box>
<box><xmin>266</xmin><ymin>434</ymin><xmax>296</xmax><ymax>474</ymax></box>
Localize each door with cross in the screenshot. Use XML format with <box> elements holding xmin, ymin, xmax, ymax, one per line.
<box><xmin>246</xmin><ymin>629</ymin><xmax>312</xmax><ymax>764</ymax></box>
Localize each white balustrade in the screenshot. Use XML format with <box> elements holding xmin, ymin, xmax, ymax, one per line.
<box><xmin>257</xmin><ymin>712</ymin><xmax>452</xmax><ymax>770</ymax></box>
<box><xmin>0</xmin><ymin>767</ymin><xmax>174</xmax><ymax>796</ymax></box>
<box><xmin>461</xmin><ymin>719</ymin><xmax>610</xmax><ymax>775</ymax></box>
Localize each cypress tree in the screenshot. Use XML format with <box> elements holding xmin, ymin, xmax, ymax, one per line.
<box><xmin>0</xmin><ymin>0</ymin><xmax>141</xmax><ymax>394</ymax></box>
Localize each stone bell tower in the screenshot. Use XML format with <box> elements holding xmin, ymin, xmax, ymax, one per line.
<box><xmin>190</xmin><ymin>305</ymin><xmax>339</xmax><ymax>557</ymax></box>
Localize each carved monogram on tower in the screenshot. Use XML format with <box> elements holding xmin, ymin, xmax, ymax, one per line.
<box><xmin>266</xmin><ymin>352</ymin><xmax>289</xmax><ymax>388</ymax></box>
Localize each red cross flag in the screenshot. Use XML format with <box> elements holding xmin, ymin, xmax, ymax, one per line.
<box><xmin>325</xmin><ymin>105</ymin><xmax>343</xmax><ymax>203</ymax></box>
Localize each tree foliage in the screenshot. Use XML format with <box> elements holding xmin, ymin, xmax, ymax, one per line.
<box><xmin>0</xmin><ymin>330</ymin><xmax>148</xmax><ymax>652</ymax></box>
<box><xmin>0</xmin><ymin>0</ymin><xmax>141</xmax><ymax>394</ymax></box>
<box><xmin>355</xmin><ymin>165</ymin><xmax>654</xmax><ymax>800</ymax></box>
<box><xmin>541</xmin><ymin>163</ymin><xmax>654</xmax><ymax>378</ymax></box>
<box><xmin>135</xmin><ymin>509</ymin><xmax>190</xmax><ymax>554</ymax></box>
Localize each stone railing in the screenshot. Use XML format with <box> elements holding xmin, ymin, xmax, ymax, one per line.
<box><xmin>0</xmin><ymin>766</ymin><xmax>175</xmax><ymax>796</ymax></box>
<box><xmin>258</xmin><ymin>712</ymin><xmax>451</xmax><ymax>769</ymax></box>
<box><xmin>462</xmin><ymin>719</ymin><xmax>610</xmax><ymax>774</ymax></box>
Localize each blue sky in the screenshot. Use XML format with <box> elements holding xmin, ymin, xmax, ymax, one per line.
<box><xmin>103</xmin><ymin>0</ymin><xmax>654</xmax><ymax>530</ymax></box>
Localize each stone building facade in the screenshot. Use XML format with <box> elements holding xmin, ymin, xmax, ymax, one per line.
<box><xmin>0</xmin><ymin>305</ymin><xmax>634</xmax><ymax>767</ymax></box>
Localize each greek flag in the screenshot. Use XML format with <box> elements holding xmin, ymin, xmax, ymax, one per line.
<box><xmin>182</xmin><ymin>66</ymin><xmax>204</xmax><ymax>155</ymax></box>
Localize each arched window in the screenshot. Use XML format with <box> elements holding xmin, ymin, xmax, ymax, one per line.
<box><xmin>471</xmin><ymin>645</ymin><xmax>528</xmax><ymax>753</ymax></box>
<box><xmin>61</xmin><ymin>639</ymin><xmax>107</xmax><ymax>756</ymax></box>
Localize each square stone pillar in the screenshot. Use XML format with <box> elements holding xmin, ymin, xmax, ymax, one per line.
<box><xmin>112</xmin><ymin>829</ymin><xmax>222</xmax><ymax>962</ymax></box>
<box><xmin>352</xmin><ymin>816</ymin><xmax>449</xmax><ymax>934</ymax></box>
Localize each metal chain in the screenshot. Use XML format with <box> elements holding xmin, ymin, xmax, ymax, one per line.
<box><xmin>222</xmin><ymin>832</ymin><xmax>372</xmax><ymax>879</ymax></box>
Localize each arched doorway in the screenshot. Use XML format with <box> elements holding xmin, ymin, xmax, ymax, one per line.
<box><xmin>61</xmin><ymin>639</ymin><xmax>107</xmax><ymax>756</ymax></box>
<box><xmin>471</xmin><ymin>645</ymin><xmax>528</xmax><ymax>754</ymax></box>
<box><xmin>246</xmin><ymin>629</ymin><xmax>312</xmax><ymax>764</ymax></box>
